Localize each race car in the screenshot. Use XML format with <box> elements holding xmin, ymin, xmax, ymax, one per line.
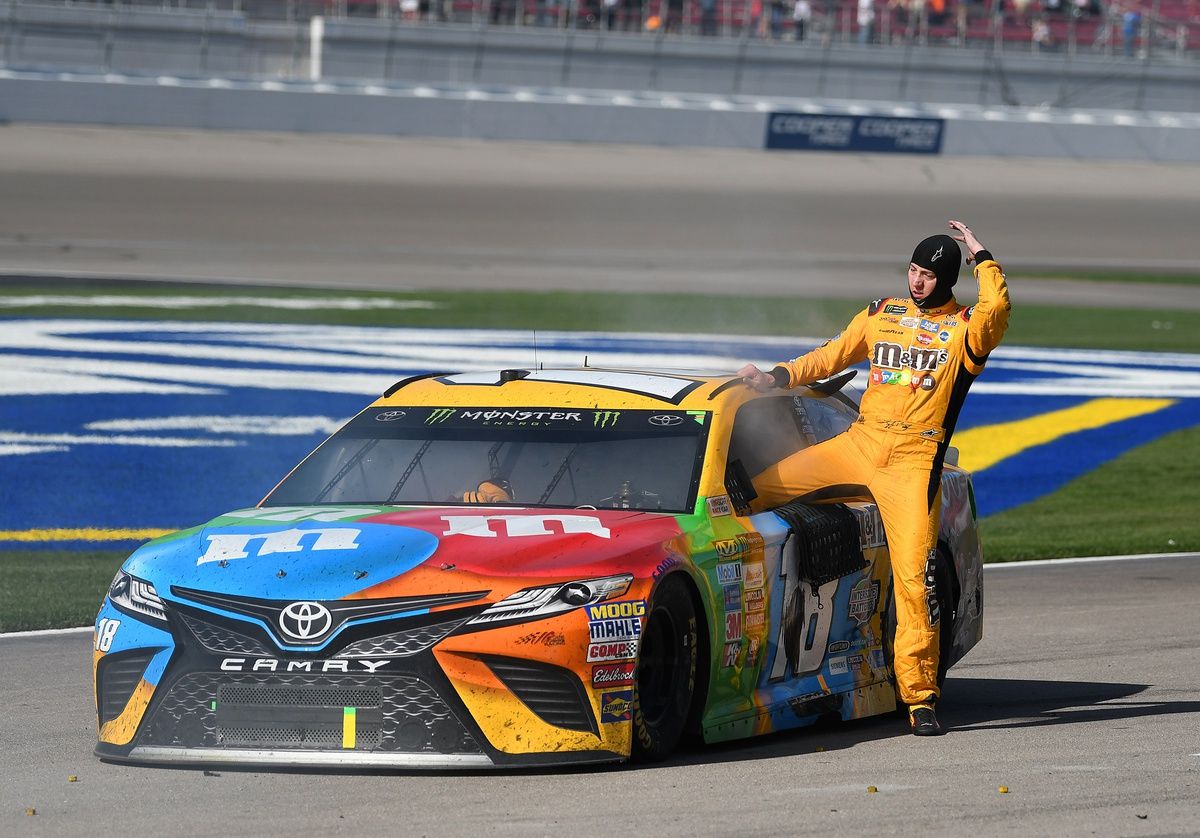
<box><xmin>93</xmin><ymin>367</ymin><xmax>983</xmax><ymax>768</ymax></box>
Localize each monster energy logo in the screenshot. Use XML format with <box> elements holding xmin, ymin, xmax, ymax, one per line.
<box><xmin>593</xmin><ymin>411</ymin><xmax>621</xmax><ymax>428</ymax></box>
<box><xmin>425</xmin><ymin>408</ymin><xmax>457</xmax><ymax>425</ymax></box>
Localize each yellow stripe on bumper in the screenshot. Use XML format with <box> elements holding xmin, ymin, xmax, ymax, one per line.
<box><xmin>343</xmin><ymin>707</ymin><xmax>357</xmax><ymax>749</ymax></box>
<box><xmin>0</xmin><ymin>528</ymin><xmax>175</xmax><ymax>543</ymax></box>
<box><xmin>953</xmin><ymin>397</ymin><xmax>1175</xmax><ymax>473</ymax></box>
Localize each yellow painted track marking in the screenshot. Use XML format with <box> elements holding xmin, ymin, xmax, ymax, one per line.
<box><xmin>954</xmin><ymin>398</ymin><xmax>1176</xmax><ymax>473</ymax></box>
<box><xmin>342</xmin><ymin>707</ymin><xmax>357</xmax><ymax>749</ymax></box>
<box><xmin>0</xmin><ymin>528</ymin><xmax>174</xmax><ymax>543</ymax></box>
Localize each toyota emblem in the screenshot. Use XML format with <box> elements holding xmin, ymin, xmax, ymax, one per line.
<box><xmin>648</xmin><ymin>414</ymin><xmax>683</xmax><ymax>427</ymax></box>
<box><xmin>279</xmin><ymin>601</ymin><xmax>333</xmax><ymax>641</ymax></box>
<box><xmin>375</xmin><ymin>410</ymin><xmax>406</xmax><ymax>422</ymax></box>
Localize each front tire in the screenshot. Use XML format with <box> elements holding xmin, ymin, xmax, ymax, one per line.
<box><xmin>631</xmin><ymin>575</ymin><xmax>697</xmax><ymax>762</ymax></box>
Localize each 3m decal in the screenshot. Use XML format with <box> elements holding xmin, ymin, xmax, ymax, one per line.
<box><xmin>593</xmin><ymin>410</ymin><xmax>621</xmax><ymax>428</ymax></box>
<box><xmin>600</xmin><ymin>690</ymin><xmax>634</xmax><ymax>723</ymax></box>
<box><xmin>197</xmin><ymin>527</ymin><xmax>361</xmax><ymax>566</ymax></box>
<box><xmin>441</xmin><ymin>514</ymin><xmax>611</xmax><ymax>539</ymax></box>
<box><xmin>587</xmin><ymin>640</ymin><xmax>638</xmax><ymax>662</ymax></box>
<box><xmin>716</xmin><ymin>561</ymin><xmax>743</xmax><ymax>585</ymax></box>
<box><xmin>848</xmin><ymin>578</ymin><xmax>881</xmax><ymax>626</ymax></box>
<box><xmin>94</xmin><ymin>618</ymin><xmax>120</xmax><ymax>652</ymax></box>
<box><xmin>725</xmin><ymin>611</ymin><xmax>743</xmax><ymax>642</ymax></box>
<box><xmin>707</xmin><ymin>495</ymin><xmax>733</xmax><ymax>517</ymax></box>
<box><xmin>592</xmin><ymin>662</ymin><xmax>636</xmax><ymax>688</ymax></box>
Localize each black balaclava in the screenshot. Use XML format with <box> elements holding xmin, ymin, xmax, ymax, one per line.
<box><xmin>909</xmin><ymin>234</ymin><xmax>961</xmax><ymax>309</ymax></box>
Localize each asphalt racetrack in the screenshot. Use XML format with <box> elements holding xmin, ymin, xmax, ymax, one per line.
<box><xmin>2</xmin><ymin>555</ymin><xmax>1198</xmax><ymax>836</ymax></box>
<box><xmin>2</xmin><ymin>124</ymin><xmax>1200</xmax><ymax>310</ymax></box>
<box><xmin>2</xmin><ymin>125</ymin><xmax>1199</xmax><ymax>835</ymax></box>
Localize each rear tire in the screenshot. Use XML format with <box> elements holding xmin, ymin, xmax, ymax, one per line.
<box><xmin>631</xmin><ymin>575</ymin><xmax>697</xmax><ymax>762</ymax></box>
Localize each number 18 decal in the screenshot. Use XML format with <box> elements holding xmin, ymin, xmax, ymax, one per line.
<box><xmin>95</xmin><ymin>618</ymin><xmax>121</xmax><ymax>652</ymax></box>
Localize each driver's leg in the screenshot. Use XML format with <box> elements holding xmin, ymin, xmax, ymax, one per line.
<box><xmin>748</xmin><ymin>427</ymin><xmax>874</xmax><ymax>512</ymax></box>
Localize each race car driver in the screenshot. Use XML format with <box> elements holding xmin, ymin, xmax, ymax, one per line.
<box><xmin>737</xmin><ymin>219</ymin><xmax>1010</xmax><ymax>736</ymax></box>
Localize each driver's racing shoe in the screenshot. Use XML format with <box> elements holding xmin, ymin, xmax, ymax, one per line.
<box><xmin>908</xmin><ymin>703</ymin><xmax>944</xmax><ymax>736</ymax></box>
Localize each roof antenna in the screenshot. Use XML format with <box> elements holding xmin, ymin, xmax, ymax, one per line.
<box><xmin>584</xmin><ymin>355</ymin><xmax>589</xmax><ymax>368</ymax></box>
<box><xmin>533</xmin><ymin>330</ymin><xmax>540</xmax><ymax>371</ymax></box>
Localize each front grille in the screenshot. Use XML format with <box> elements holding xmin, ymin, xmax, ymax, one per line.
<box><xmin>483</xmin><ymin>656</ymin><xmax>598</xmax><ymax>735</ymax></box>
<box><xmin>180</xmin><ymin>613</ymin><xmax>271</xmax><ymax>656</ymax></box>
<box><xmin>97</xmin><ymin>648</ymin><xmax>161</xmax><ymax>724</ymax></box>
<box><xmin>335</xmin><ymin>617</ymin><xmax>469</xmax><ymax>658</ymax></box>
<box><xmin>142</xmin><ymin>672</ymin><xmax>481</xmax><ymax>755</ymax></box>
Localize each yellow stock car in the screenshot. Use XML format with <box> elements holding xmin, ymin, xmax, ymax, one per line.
<box><xmin>94</xmin><ymin>368</ymin><xmax>983</xmax><ymax>768</ymax></box>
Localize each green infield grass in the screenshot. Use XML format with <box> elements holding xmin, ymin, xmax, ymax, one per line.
<box><xmin>0</xmin><ymin>549</ymin><xmax>126</xmax><ymax>633</ymax></box>
<box><xmin>0</xmin><ymin>283</ymin><xmax>1196</xmax><ymax>352</ymax></box>
<box><xmin>979</xmin><ymin>424</ymin><xmax>1200</xmax><ymax>562</ymax></box>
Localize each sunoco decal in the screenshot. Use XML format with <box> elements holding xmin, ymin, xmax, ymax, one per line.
<box><xmin>600</xmin><ymin>689</ymin><xmax>634</xmax><ymax>723</ymax></box>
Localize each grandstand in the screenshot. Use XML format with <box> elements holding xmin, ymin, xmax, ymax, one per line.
<box><xmin>48</xmin><ymin>0</ymin><xmax>1200</xmax><ymax>54</ymax></box>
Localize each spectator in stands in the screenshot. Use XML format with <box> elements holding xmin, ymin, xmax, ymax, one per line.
<box><xmin>793</xmin><ymin>0</ymin><xmax>813</xmax><ymax>39</ymax></box>
<box><xmin>858</xmin><ymin>0</ymin><xmax>876</xmax><ymax>42</ymax></box>
<box><xmin>770</xmin><ymin>0</ymin><xmax>789</xmax><ymax>36</ymax></box>
<box><xmin>1032</xmin><ymin>14</ymin><xmax>1055</xmax><ymax>47</ymax></box>
<box><xmin>1122</xmin><ymin>4</ymin><xmax>1142</xmax><ymax>55</ymax></box>
<box><xmin>603</xmin><ymin>0</ymin><xmax>620</xmax><ymax>28</ymax></box>
<box><xmin>700</xmin><ymin>0</ymin><xmax>719</xmax><ymax>34</ymax></box>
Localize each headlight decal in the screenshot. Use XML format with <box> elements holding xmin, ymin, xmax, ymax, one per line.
<box><xmin>464</xmin><ymin>574</ymin><xmax>633</xmax><ymax>630</ymax></box>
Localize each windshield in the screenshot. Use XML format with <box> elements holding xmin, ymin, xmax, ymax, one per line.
<box><xmin>263</xmin><ymin>406</ymin><xmax>711</xmax><ymax>514</ymax></box>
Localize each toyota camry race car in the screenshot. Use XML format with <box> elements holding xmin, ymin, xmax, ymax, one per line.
<box><xmin>94</xmin><ymin>367</ymin><xmax>983</xmax><ymax>768</ymax></box>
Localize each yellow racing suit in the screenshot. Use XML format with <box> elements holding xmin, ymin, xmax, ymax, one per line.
<box><xmin>750</xmin><ymin>255</ymin><xmax>1010</xmax><ymax>705</ymax></box>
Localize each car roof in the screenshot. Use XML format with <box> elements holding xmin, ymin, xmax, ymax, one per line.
<box><xmin>374</xmin><ymin>368</ymin><xmax>855</xmax><ymax>413</ymax></box>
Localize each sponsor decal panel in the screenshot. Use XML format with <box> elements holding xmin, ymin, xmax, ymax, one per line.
<box><xmin>441</xmin><ymin>514</ymin><xmax>611</xmax><ymax>539</ymax></box>
<box><xmin>652</xmin><ymin>555</ymin><xmax>682</xmax><ymax>580</ymax></box>
<box><xmin>592</xmin><ymin>662</ymin><xmax>636</xmax><ymax>688</ymax></box>
<box><xmin>745</xmin><ymin>611</ymin><xmax>766</xmax><ymax>630</ymax></box>
<box><xmin>706</xmin><ymin>495</ymin><xmax>733</xmax><ymax>517</ymax></box>
<box><xmin>722</xmin><ymin>641</ymin><xmax>741</xmax><ymax>668</ymax></box>
<box><xmin>593</xmin><ymin>410</ymin><xmax>621</xmax><ymax>429</ymax></box>
<box><xmin>725</xmin><ymin>611</ymin><xmax>743</xmax><ymax>642</ymax></box>
<box><xmin>516</xmin><ymin>631</ymin><xmax>565</xmax><ymax>647</ymax></box>
<box><xmin>827</xmin><ymin>640</ymin><xmax>851</xmax><ymax>654</ymax></box>
<box><xmin>852</xmin><ymin>505</ymin><xmax>887</xmax><ymax>550</ymax></box>
<box><xmin>600</xmin><ymin>689</ymin><xmax>634</xmax><ymax>723</ymax></box>
<box><xmin>716</xmin><ymin>561</ymin><xmax>743</xmax><ymax>585</ymax></box>
<box><xmin>588</xmin><ymin>617</ymin><xmax>641</xmax><ymax>642</ymax></box>
<box><xmin>723</xmin><ymin>583</ymin><xmax>742</xmax><ymax>612</ymax></box>
<box><xmin>744</xmin><ymin>587</ymin><xmax>766</xmax><ymax>613</ymax></box>
<box><xmin>848</xmin><ymin>578</ymin><xmax>881</xmax><ymax>626</ymax></box>
<box><xmin>744</xmin><ymin>562</ymin><xmax>765</xmax><ymax>590</ymax></box>
<box><xmin>746</xmin><ymin>636</ymin><xmax>761</xmax><ymax>667</ymax></box>
<box><xmin>884</xmin><ymin>304</ymin><xmax>910</xmax><ymax>315</ymax></box>
<box><xmin>828</xmin><ymin>656</ymin><xmax>849</xmax><ymax>675</ymax></box>
<box><xmin>587</xmin><ymin>639</ymin><xmax>639</xmax><ymax>662</ymax></box>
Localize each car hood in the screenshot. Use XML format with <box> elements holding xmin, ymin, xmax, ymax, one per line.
<box><xmin>125</xmin><ymin>505</ymin><xmax>689</xmax><ymax>602</ymax></box>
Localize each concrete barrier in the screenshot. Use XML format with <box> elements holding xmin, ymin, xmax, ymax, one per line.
<box><xmin>2</xmin><ymin>68</ymin><xmax>1200</xmax><ymax>162</ymax></box>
